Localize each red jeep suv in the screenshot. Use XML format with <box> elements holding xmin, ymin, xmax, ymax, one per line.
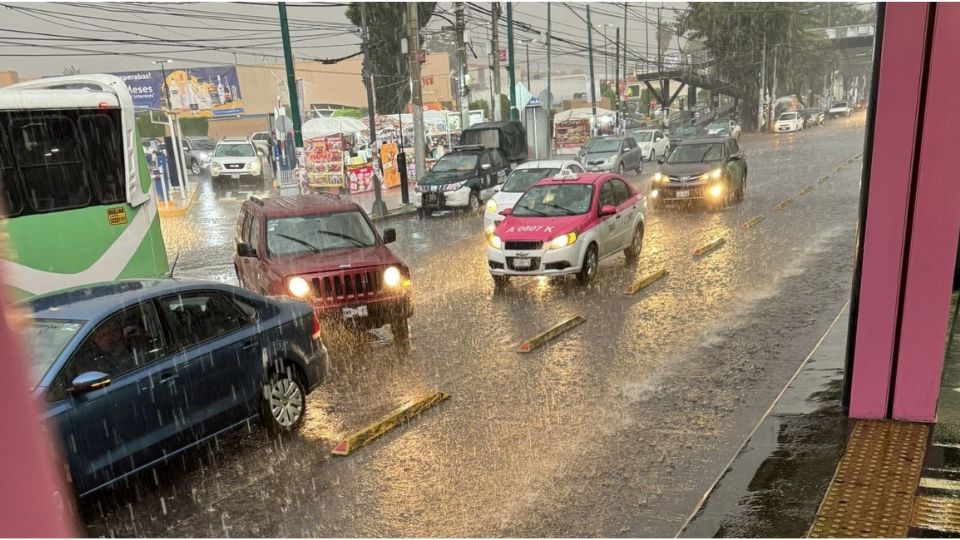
<box><xmin>234</xmin><ymin>194</ymin><xmax>413</xmax><ymax>349</ymax></box>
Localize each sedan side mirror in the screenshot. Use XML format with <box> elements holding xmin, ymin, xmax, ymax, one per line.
<box><xmin>383</xmin><ymin>228</ymin><xmax>397</xmax><ymax>244</ymax></box>
<box><xmin>237</xmin><ymin>242</ymin><xmax>257</xmax><ymax>258</ymax></box>
<box><xmin>71</xmin><ymin>371</ymin><xmax>111</xmax><ymax>394</ymax></box>
<box><xmin>500</xmin><ymin>207</ymin><xmax>513</xmax><ymax>217</ymax></box>
<box><xmin>599</xmin><ymin>205</ymin><xmax>618</xmax><ymax>217</ymax></box>
<box><xmin>493</xmin><ymin>184</ymin><xmax>502</xmax><ymax>193</ymax></box>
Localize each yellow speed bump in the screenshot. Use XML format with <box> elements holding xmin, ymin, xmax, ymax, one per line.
<box><xmin>775</xmin><ymin>197</ymin><xmax>794</xmax><ymax>210</ymax></box>
<box><xmin>742</xmin><ymin>215</ymin><xmax>766</xmax><ymax>229</ymax></box>
<box><xmin>331</xmin><ymin>391</ymin><xmax>450</xmax><ymax>456</ymax></box>
<box><xmin>818</xmin><ymin>175</ymin><xmax>830</xmax><ymax>183</ymax></box>
<box><xmin>693</xmin><ymin>237</ymin><xmax>726</xmax><ymax>257</ymax></box>
<box><xmin>624</xmin><ymin>269</ymin><xmax>668</xmax><ymax>295</ymax></box>
<box><xmin>798</xmin><ymin>185</ymin><xmax>815</xmax><ymax>196</ymax></box>
<box><xmin>517</xmin><ymin>316</ymin><xmax>586</xmax><ymax>353</ymax></box>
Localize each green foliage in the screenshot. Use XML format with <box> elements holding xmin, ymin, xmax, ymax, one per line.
<box><xmin>468</xmin><ymin>99</ymin><xmax>489</xmax><ymax>120</ymax></box>
<box><xmin>332</xmin><ymin>108</ymin><xmax>364</xmax><ymax>118</ymax></box>
<box><xmin>135</xmin><ymin>113</ymin><xmax>165</xmax><ymax>139</ymax></box>
<box><xmin>346</xmin><ymin>2</ymin><xmax>437</xmax><ymax>114</ymax></box>
<box><xmin>179</xmin><ymin>117</ymin><xmax>209</xmax><ymax>137</ymax></box>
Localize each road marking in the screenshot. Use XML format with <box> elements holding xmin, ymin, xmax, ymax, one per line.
<box><xmin>798</xmin><ymin>185</ymin><xmax>815</xmax><ymax>196</ymax></box>
<box><xmin>517</xmin><ymin>315</ymin><xmax>586</xmax><ymax>353</ymax></box>
<box><xmin>818</xmin><ymin>175</ymin><xmax>830</xmax><ymax>183</ymax></box>
<box><xmin>693</xmin><ymin>237</ymin><xmax>726</xmax><ymax>257</ymax></box>
<box><xmin>624</xmin><ymin>269</ymin><xmax>668</xmax><ymax>295</ymax></box>
<box><xmin>331</xmin><ymin>391</ymin><xmax>450</xmax><ymax>456</ymax></box>
<box><xmin>742</xmin><ymin>215</ymin><xmax>766</xmax><ymax>229</ymax></box>
<box><xmin>775</xmin><ymin>197</ymin><xmax>794</xmax><ymax>210</ymax></box>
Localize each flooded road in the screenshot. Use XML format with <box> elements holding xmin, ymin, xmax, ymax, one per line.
<box><xmin>81</xmin><ymin>116</ymin><xmax>867</xmax><ymax>537</ymax></box>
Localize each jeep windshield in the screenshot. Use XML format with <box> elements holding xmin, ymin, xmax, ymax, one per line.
<box><xmin>266</xmin><ymin>211</ymin><xmax>377</xmax><ymax>256</ymax></box>
<box><xmin>513</xmin><ymin>184</ymin><xmax>593</xmax><ymax>217</ymax></box>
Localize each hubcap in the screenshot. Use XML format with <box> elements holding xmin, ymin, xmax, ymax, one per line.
<box><xmin>586</xmin><ymin>250</ymin><xmax>597</xmax><ymax>278</ymax></box>
<box><xmin>192</xmin><ymin>162</ymin><xmax>200</xmax><ymax>174</ymax></box>
<box><xmin>633</xmin><ymin>229</ymin><xmax>642</xmax><ymax>252</ymax></box>
<box><xmin>269</xmin><ymin>378</ymin><xmax>304</xmax><ymax>427</ymax></box>
<box><xmin>470</xmin><ymin>193</ymin><xmax>479</xmax><ymax>210</ymax></box>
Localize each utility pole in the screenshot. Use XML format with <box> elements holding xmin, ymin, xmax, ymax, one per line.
<box><xmin>406</xmin><ymin>2</ymin><xmax>423</xmax><ymax>201</ymax></box>
<box><xmin>622</xmin><ymin>3</ymin><xmax>628</xmax><ymax>127</ymax></box>
<box><xmin>759</xmin><ymin>33</ymin><xmax>766</xmax><ymax>132</ymax></box>
<box><xmin>768</xmin><ymin>44</ymin><xmax>779</xmax><ymax>132</ymax></box>
<box><xmin>491</xmin><ymin>2</ymin><xmax>502</xmax><ymax>121</ymax></box>
<box><xmin>546</xmin><ymin>2</ymin><xmax>552</xmax><ymax>150</ymax></box>
<box><xmin>507</xmin><ymin>3</ymin><xmax>518</xmax><ymax>120</ymax></box>
<box><xmin>614</xmin><ymin>27</ymin><xmax>620</xmax><ymax>129</ymax></box>
<box><xmin>278</xmin><ymin>2</ymin><xmax>302</xmax><ymax>147</ymax></box>
<box><xmin>360</xmin><ymin>3</ymin><xmax>387</xmax><ymax>216</ymax></box>
<box><xmin>603</xmin><ymin>25</ymin><xmax>608</xmax><ymax>84</ymax></box>
<box><xmin>152</xmin><ymin>59</ymin><xmax>173</xmax><ymax>110</ymax></box>
<box><xmin>586</xmin><ymin>5</ymin><xmax>597</xmax><ymax>128</ymax></box>
<box><xmin>525</xmin><ymin>40</ymin><xmax>531</xmax><ymax>89</ymax></box>
<box><xmin>455</xmin><ymin>3</ymin><xmax>469</xmax><ymax>129</ymax></box>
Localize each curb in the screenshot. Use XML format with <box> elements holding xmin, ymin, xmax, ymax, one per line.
<box><xmin>331</xmin><ymin>391</ymin><xmax>450</xmax><ymax>456</ymax></box>
<box><xmin>742</xmin><ymin>215</ymin><xmax>766</xmax><ymax>229</ymax></box>
<box><xmin>625</xmin><ymin>269</ymin><xmax>669</xmax><ymax>295</ymax></box>
<box><xmin>157</xmin><ymin>184</ymin><xmax>200</xmax><ymax>218</ymax></box>
<box><xmin>371</xmin><ymin>205</ymin><xmax>418</xmax><ymax>223</ymax></box>
<box><xmin>518</xmin><ymin>316</ymin><xmax>586</xmax><ymax>353</ymax></box>
<box><xmin>693</xmin><ymin>237</ymin><xmax>726</xmax><ymax>257</ymax></box>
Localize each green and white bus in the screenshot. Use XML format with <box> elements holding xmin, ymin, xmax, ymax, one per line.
<box><xmin>0</xmin><ymin>74</ymin><xmax>168</xmax><ymax>299</ymax></box>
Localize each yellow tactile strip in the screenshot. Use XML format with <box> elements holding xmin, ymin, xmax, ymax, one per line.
<box><xmin>808</xmin><ymin>420</ymin><xmax>929</xmax><ymax>538</ymax></box>
<box><xmin>912</xmin><ymin>495</ymin><xmax>960</xmax><ymax>534</ymax></box>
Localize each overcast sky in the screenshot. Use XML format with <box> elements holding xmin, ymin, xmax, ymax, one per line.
<box><xmin>0</xmin><ymin>2</ymin><xmax>680</xmax><ymax>78</ymax></box>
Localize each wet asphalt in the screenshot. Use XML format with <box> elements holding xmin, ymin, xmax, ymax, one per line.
<box><xmin>79</xmin><ymin>115</ymin><xmax>868</xmax><ymax>537</ymax></box>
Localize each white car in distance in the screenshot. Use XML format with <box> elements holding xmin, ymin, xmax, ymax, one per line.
<box><xmin>483</xmin><ymin>159</ymin><xmax>584</xmax><ymax>235</ymax></box>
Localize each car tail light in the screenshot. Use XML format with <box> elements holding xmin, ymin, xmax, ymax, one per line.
<box><xmin>311</xmin><ymin>311</ymin><xmax>322</xmax><ymax>339</ymax></box>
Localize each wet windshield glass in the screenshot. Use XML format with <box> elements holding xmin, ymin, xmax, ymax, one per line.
<box><xmin>589</xmin><ymin>140</ymin><xmax>622</xmax><ymax>154</ymax></box>
<box><xmin>502</xmin><ymin>168</ymin><xmax>558</xmax><ymax>193</ymax></box>
<box><xmin>266</xmin><ymin>212</ymin><xmax>377</xmax><ymax>256</ymax></box>
<box><xmin>631</xmin><ymin>131</ymin><xmax>654</xmax><ymax>142</ymax></box>
<box><xmin>432</xmin><ymin>153</ymin><xmax>477</xmax><ymax>172</ymax></box>
<box><xmin>780</xmin><ymin>113</ymin><xmax>798</xmax><ymax>120</ymax></box>
<box><xmin>667</xmin><ymin>143</ymin><xmax>724</xmax><ymax>164</ymax></box>
<box><xmin>214</xmin><ymin>144</ymin><xmax>254</xmax><ymax>157</ymax></box>
<box><xmin>25</xmin><ymin>319</ymin><xmax>84</xmax><ymax>388</ymax></box>
<box><xmin>707</xmin><ymin>123</ymin><xmax>727</xmax><ymax>130</ymax></box>
<box><xmin>513</xmin><ymin>184</ymin><xmax>593</xmax><ymax>217</ymax></box>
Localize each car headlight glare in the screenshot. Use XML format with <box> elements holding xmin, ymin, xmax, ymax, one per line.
<box><xmin>488</xmin><ymin>234</ymin><xmax>503</xmax><ymax>250</ymax></box>
<box><xmin>709</xmin><ymin>184</ymin><xmax>724</xmax><ymax>198</ymax></box>
<box><xmin>384</xmin><ymin>266</ymin><xmax>402</xmax><ymax>287</ymax></box>
<box><xmin>548</xmin><ymin>232</ymin><xmax>577</xmax><ymax>250</ymax></box>
<box><xmin>486</xmin><ymin>199</ymin><xmax>498</xmax><ymax>214</ymax></box>
<box><xmin>443</xmin><ymin>181</ymin><xmax>467</xmax><ymax>192</ymax></box>
<box><xmin>711</xmin><ymin>168</ymin><xmax>722</xmax><ymax>179</ymax></box>
<box><xmin>288</xmin><ymin>276</ymin><xmax>310</xmax><ymax>297</ymax></box>
<box><xmin>650</xmin><ymin>189</ymin><xmax>659</xmax><ymax>198</ymax></box>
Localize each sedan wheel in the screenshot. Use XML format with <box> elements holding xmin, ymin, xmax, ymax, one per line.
<box><xmin>262</xmin><ymin>371</ymin><xmax>305</xmax><ymax>434</ymax></box>
<box><xmin>577</xmin><ymin>244</ymin><xmax>599</xmax><ymax>285</ymax></box>
<box><xmin>468</xmin><ymin>190</ymin><xmax>481</xmax><ymax>213</ymax></box>
<box><xmin>191</xmin><ymin>161</ymin><xmax>201</xmax><ymax>175</ymax></box>
<box><xmin>624</xmin><ymin>225</ymin><xmax>644</xmax><ymax>263</ymax></box>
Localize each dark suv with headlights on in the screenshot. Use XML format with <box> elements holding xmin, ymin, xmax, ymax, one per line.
<box><xmin>415</xmin><ymin>146</ymin><xmax>511</xmax><ymax>217</ymax></box>
<box><xmin>651</xmin><ymin>136</ymin><xmax>748</xmax><ymax>211</ymax></box>
<box><xmin>234</xmin><ymin>194</ymin><xmax>413</xmax><ymax>350</ymax></box>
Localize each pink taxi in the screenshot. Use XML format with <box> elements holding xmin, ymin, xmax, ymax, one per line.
<box><xmin>486</xmin><ymin>170</ymin><xmax>646</xmax><ymax>288</ymax></box>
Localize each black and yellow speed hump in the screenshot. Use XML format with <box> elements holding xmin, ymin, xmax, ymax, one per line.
<box><xmin>332</xmin><ymin>391</ymin><xmax>450</xmax><ymax>456</ymax></box>
<box><xmin>517</xmin><ymin>316</ymin><xmax>586</xmax><ymax>353</ymax></box>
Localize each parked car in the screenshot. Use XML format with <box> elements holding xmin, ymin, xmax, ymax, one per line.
<box><xmin>805</xmin><ymin>108</ymin><xmax>825</xmax><ymax>126</ymax></box>
<box><xmin>140</xmin><ymin>138</ymin><xmax>159</xmax><ymax>165</ymax></box>
<box><xmin>250</xmin><ymin>131</ymin><xmax>275</xmax><ymax>165</ymax></box>
<box><xmin>181</xmin><ymin>136</ymin><xmax>216</xmax><ymax>175</ymax></box>
<box><xmin>581</xmin><ymin>136</ymin><xmax>644</xmax><ymax>175</ymax></box>
<box><xmin>234</xmin><ymin>194</ymin><xmax>414</xmax><ymax>349</ymax></box>
<box><xmin>706</xmin><ymin>119</ymin><xmax>741</xmax><ymax>140</ymax></box>
<box><xmin>651</xmin><ymin>135</ymin><xmax>748</xmax><ymax>211</ymax></box>
<box><xmin>630</xmin><ymin>129</ymin><xmax>671</xmax><ymax>162</ymax></box>
<box><xmin>775</xmin><ymin>112</ymin><xmax>805</xmax><ymax>133</ymax></box>
<box><xmin>210</xmin><ymin>137</ymin><xmax>267</xmax><ymax>195</ymax></box>
<box><xmin>414</xmin><ymin>146</ymin><xmax>510</xmax><ymax>217</ymax></box>
<box><xmin>576</xmin><ymin>136</ymin><xmax>608</xmax><ymax>163</ymax></box>
<box><xmin>483</xmin><ymin>159</ymin><xmax>584</xmax><ymax>234</ymax></box>
<box><xmin>828</xmin><ymin>101</ymin><xmax>852</xmax><ymax>118</ymax></box>
<box><xmin>487</xmin><ymin>169</ymin><xmax>646</xmax><ymax>287</ymax></box>
<box><xmin>24</xmin><ymin>279</ymin><xmax>327</xmax><ymax>498</ymax></box>
<box><xmin>669</xmin><ymin>125</ymin><xmax>705</xmax><ymax>146</ymax></box>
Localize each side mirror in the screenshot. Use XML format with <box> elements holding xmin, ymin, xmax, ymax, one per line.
<box><xmin>481</xmin><ymin>163</ymin><xmax>492</xmax><ymax>171</ymax></box>
<box><xmin>237</xmin><ymin>242</ymin><xmax>257</xmax><ymax>258</ymax></box>
<box><xmin>71</xmin><ymin>371</ymin><xmax>111</xmax><ymax>394</ymax></box>
<box><xmin>257</xmin><ymin>149</ymin><xmax>266</xmax><ymax>157</ymax></box>
<box><xmin>500</xmin><ymin>207</ymin><xmax>513</xmax><ymax>217</ymax></box>
<box><xmin>493</xmin><ymin>184</ymin><xmax>502</xmax><ymax>193</ymax></box>
<box><xmin>383</xmin><ymin>228</ymin><xmax>397</xmax><ymax>244</ymax></box>
<box><xmin>656</xmin><ymin>156</ymin><xmax>665</xmax><ymax>165</ymax></box>
<box><xmin>600</xmin><ymin>205</ymin><xmax>618</xmax><ymax>217</ymax></box>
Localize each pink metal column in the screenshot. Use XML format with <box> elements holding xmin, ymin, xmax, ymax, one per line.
<box><xmin>849</xmin><ymin>3</ymin><xmax>930</xmax><ymax>419</ymax></box>
<box><xmin>893</xmin><ymin>4</ymin><xmax>960</xmax><ymax>421</ymax></box>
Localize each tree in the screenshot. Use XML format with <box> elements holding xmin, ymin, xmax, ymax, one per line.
<box><xmin>468</xmin><ymin>99</ymin><xmax>489</xmax><ymax>120</ymax></box>
<box><xmin>135</xmin><ymin>113</ymin><xmax>166</xmax><ymax>139</ymax></box>
<box><xmin>346</xmin><ymin>2</ymin><xmax>436</xmax><ymax>114</ymax></box>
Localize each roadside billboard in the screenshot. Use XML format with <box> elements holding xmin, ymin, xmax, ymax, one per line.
<box><xmin>112</xmin><ymin>66</ymin><xmax>244</xmax><ymax>116</ymax></box>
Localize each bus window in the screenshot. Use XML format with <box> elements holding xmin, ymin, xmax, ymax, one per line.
<box><xmin>7</xmin><ymin>114</ymin><xmax>90</xmax><ymax>213</ymax></box>
<box><xmin>78</xmin><ymin>113</ymin><xmax>124</xmax><ymax>205</ymax></box>
<box><xmin>0</xmin><ymin>125</ymin><xmax>23</xmax><ymax>217</ymax></box>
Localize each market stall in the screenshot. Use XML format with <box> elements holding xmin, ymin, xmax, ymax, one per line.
<box><xmin>552</xmin><ymin>107</ymin><xmax>615</xmax><ymax>154</ymax></box>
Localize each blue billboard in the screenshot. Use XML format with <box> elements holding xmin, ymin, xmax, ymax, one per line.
<box><xmin>112</xmin><ymin>65</ymin><xmax>244</xmax><ymax>116</ymax></box>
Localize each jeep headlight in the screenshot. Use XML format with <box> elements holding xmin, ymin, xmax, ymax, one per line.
<box><xmin>384</xmin><ymin>266</ymin><xmax>402</xmax><ymax>287</ymax></box>
<box><xmin>486</xmin><ymin>199</ymin><xmax>498</xmax><ymax>214</ymax></box>
<box><xmin>287</xmin><ymin>276</ymin><xmax>310</xmax><ymax>297</ymax></box>
<box><xmin>547</xmin><ymin>232</ymin><xmax>577</xmax><ymax>250</ymax></box>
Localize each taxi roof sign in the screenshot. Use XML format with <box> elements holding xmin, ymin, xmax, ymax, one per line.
<box><xmin>552</xmin><ymin>168</ymin><xmax>580</xmax><ymax>181</ymax></box>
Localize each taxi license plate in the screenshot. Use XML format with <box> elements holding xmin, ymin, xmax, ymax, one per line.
<box><xmin>231</xmin><ymin>174</ymin><xmax>241</xmax><ymax>180</ymax></box>
<box><xmin>512</xmin><ymin>258</ymin><xmax>532</xmax><ymax>269</ymax></box>
<box><xmin>676</xmin><ymin>190</ymin><xmax>690</xmax><ymax>198</ymax></box>
<box><xmin>342</xmin><ymin>305</ymin><xmax>368</xmax><ymax>319</ymax></box>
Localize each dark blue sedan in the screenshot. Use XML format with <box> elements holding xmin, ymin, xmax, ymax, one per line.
<box><xmin>22</xmin><ymin>279</ymin><xmax>328</xmax><ymax>497</ymax></box>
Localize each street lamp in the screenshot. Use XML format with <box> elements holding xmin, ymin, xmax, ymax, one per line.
<box><xmin>151</xmin><ymin>59</ymin><xmax>173</xmax><ymax>110</ymax></box>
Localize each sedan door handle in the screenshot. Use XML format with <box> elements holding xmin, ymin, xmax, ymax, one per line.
<box><xmin>158</xmin><ymin>372</ymin><xmax>178</xmax><ymax>385</ymax></box>
<box><xmin>241</xmin><ymin>340</ymin><xmax>259</xmax><ymax>351</ymax></box>
<box><xmin>615</xmin><ymin>214</ymin><xmax>622</xmax><ymax>219</ymax></box>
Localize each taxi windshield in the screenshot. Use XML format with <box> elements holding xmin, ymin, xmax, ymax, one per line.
<box><xmin>502</xmin><ymin>168</ymin><xmax>559</xmax><ymax>193</ymax></box>
<box><xmin>513</xmin><ymin>184</ymin><xmax>594</xmax><ymax>217</ymax></box>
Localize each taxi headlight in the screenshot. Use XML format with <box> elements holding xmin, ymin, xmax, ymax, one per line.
<box><xmin>384</xmin><ymin>266</ymin><xmax>402</xmax><ymax>287</ymax></box>
<box><xmin>486</xmin><ymin>199</ymin><xmax>498</xmax><ymax>214</ymax></box>
<box><xmin>488</xmin><ymin>234</ymin><xmax>503</xmax><ymax>250</ymax></box>
<box><xmin>287</xmin><ymin>276</ymin><xmax>310</xmax><ymax>297</ymax></box>
<box><xmin>548</xmin><ymin>232</ymin><xmax>577</xmax><ymax>250</ymax></box>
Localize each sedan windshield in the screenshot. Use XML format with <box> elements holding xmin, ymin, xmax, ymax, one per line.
<box><xmin>589</xmin><ymin>140</ymin><xmax>622</xmax><ymax>154</ymax></box>
<box><xmin>502</xmin><ymin>168</ymin><xmax>559</xmax><ymax>193</ymax></box>
<box><xmin>266</xmin><ymin>211</ymin><xmax>377</xmax><ymax>256</ymax></box>
<box><xmin>25</xmin><ymin>319</ymin><xmax>84</xmax><ymax>388</ymax></box>
<box><xmin>214</xmin><ymin>144</ymin><xmax>255</xmax><ymax>157</ymax></box>
<box><xmin>674</xmin><ymin>127</ymin><xmax>697</xmax><ymax>136</ymax></box>
<box><xmin>780</xmin><ymin>113</ymin><xmax>798</xmax><ymax>120</ymax></box>
<box><xmin>631</xmin><ymin>131</ymin><xmax>654</xmax><ymax>142</ymax></box>
<box><xmin>432</xmin><ymin>153</ymin><xmax>478</xmax><ymax>173</ymax></box>
<box><xmin>513</xmin><ymin>184</ymin><xmax>594</xmax><ymax>217</ymax></box>
<box><xmin>667</xmin><ymin>143</ymin><xmax>724</xmax><ymax>164</ymax></box>
<box><xmin>707</xmin><ymin>123</ymin><xmax>727</xmax><ymax>131</ymax></box>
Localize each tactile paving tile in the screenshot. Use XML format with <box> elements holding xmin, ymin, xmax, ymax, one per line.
<box><xmin>808</xmin><ymin>420</ymin><xmax>930</xmax><ymax>538</ymax></box>
<box><xmin>912</xmin><ymin>496</ymin><xmax>960</xmax><ymax>534</ymax></box>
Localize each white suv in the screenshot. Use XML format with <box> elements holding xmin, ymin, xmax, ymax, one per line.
<box><xmin>828</xmin><ymin>101</ymin><xmax>851</xmax><ymax>118</ymax></box>
<box><xmin>210</xmin><ymin>137</ymin><xmax>265</xmax><ymax>195</ymax></box>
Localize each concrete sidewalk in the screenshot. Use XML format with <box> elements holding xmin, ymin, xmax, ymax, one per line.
<box><xmin>339</xmin><ymin>185</ymin><xmax>417</xmax><ymax>221</ymax></box>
